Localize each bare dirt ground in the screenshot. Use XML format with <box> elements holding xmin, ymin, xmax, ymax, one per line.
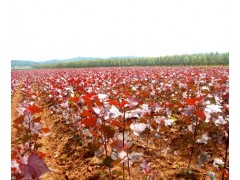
<box><xmin>11</xmin><ymin>87</ymin><xmax>225</xmax><ymax>180</ymax></box>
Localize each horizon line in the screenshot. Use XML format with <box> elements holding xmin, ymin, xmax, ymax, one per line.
<box><xmin>12</xmin><ymin>51</ymin><xmax>229</xmax><ymax>62</ymax></box>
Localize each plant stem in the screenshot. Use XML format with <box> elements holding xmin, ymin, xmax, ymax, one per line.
<box><xmin>101</xmin><ymin>117</ymin><xmax>112</xmax><ymax>177</ymax></box>
<box><xmin>108</xmin><ymin>168</ymin><xmax>112</xmax><ymax>178</ymax></box>
<box><xmin>28</xmin><ymin>114</ymin><xmax>32</xmax><ymax>153</ymax></box>
<box><xmin>187</xmin><ymin>116</ymin><xmax>199</xmax><ymax>172</ymax></box>
<box><xmin>222</xmin><ymin>130</ymin><xmax>229</xmax><ymax>180</ymax></box>
<box><xmin>122</xmin><ymin>111</ymin><xmax>126</xmax><ymax>180</ymax></box>
<box><xmin>102</xmin><ymin>117</ymin><xmax>108</xmax><ymax>157</ymax></box>
<box><xmin>127</xmin><ymin>151</ymin><xmax>131</xmax><ymax>180</ymax></box>
<box><xmin>159</xmin><ymin>137</ymin><xmax>162</xmax><ymax>156</ymax></box>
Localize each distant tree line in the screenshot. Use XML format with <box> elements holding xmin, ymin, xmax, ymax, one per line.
<box><xmin>32</xmin><ymin>52</ymin><xmax>228</xmax><ymax>69</ymax></box>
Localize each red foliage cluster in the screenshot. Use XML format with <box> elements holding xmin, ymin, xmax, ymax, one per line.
<box><xmin>11</xmin><ymin>67</ymin><xmax>229</xmax><ymax>179</ymax></box>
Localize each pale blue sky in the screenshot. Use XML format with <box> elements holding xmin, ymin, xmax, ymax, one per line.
<box><xmin>13</xmin><ymin>0</ymin><xmax>227</xmax><ymax>61</ymax></box>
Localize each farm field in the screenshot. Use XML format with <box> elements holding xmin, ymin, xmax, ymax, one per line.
<box><xmin>11</xmin><ymin>67</ymin><xmax>229</xmax><ymax>179</ymax></box>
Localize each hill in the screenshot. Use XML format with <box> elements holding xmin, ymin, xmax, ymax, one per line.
<box><xmin>11</xmin><ymin>57</ymin><xmax>100</xmax><ymax>69</ymax></box>
<box><xmin>11</xmin><ymin>60</ymin><xmax>38</xmax><ymax>69</ymax></box>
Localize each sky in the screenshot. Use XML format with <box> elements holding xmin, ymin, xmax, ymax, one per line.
<box><xmin>12</xmin><ymin>0</ymin><xmax>227</xmax><ymax>61</ymax></box>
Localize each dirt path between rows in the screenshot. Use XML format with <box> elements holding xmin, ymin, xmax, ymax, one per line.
<box><xmin>12</xmin><ymin>86</ymin><xmax>103</xmax><ymax>179</ymax></box>
<box><xmin>11</xmin><ymin>86</ymin><xmax>24</xmax><ymax>148</ymax></box>
<box><xmin>34</xmin><ymin>87</ymin><xmax>101</xmax><ymax>180</ymax></box>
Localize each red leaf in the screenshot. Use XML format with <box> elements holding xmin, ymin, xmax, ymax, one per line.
<box><xmin>111</xmin><ymin>120</ymin><xmax>124</xmax><ymax>127</ymax></box>
<box><xmin>81</xmin><ymin>116</ymin><xmax>97</xmax><ymax>127</ymax></box>
<box><xmin>31</xmin><ymin>151</ymin><xmax>47</xmax><ymax>158</ymax></box>
<box><xmin>120</xmin><ymin>100</ymin><xmax>128</xmax><ymax>107</ymax></box>
<box><xmin>11</xmin><ymin>151</ymin><xmax>18</xmax><ymax>159</ymax></box>
<box><xmin>194</xmin><ymin>110</ymin><xmax>206</xmax><ymax>121</ymax></box>
<box><xmin>41</xmin><ymin>128</ymin><xmax>50</xmax><ymax>133</ymax></box>
<box><xmin>68</xmin><ymin>78</ymin><xmax>74</xmax><ymax>84</ymax></box>
<box><xmin>222</xmin><ymin>92</ymin><xmax>229</xmax><ymax>100</ymax></box>
<box><xmin>143</xmin><ymin>112</ymin><xmax>151</xmax><ymax>117</ymax></box>
<box><xmin>221</xmin><ymin>169</ymin><xmax>229</xmax><ymax>177</ymax></box>
<box><xmin>81</xmin><ymin>109</ymin><xmax>92</xmax><ymax>117</ymax></box>
<box><xmin>22</xmin><ymin>152</ymin><xmax>51</xmax><ymax>179</ymax></box>
<box><xmin>86</xmin><ymin>92</ymin><xmax>95</xmax><ymax>99</ymax></box>
<box><xmin>182</xmin><ymin>115</ymin><xmax>191</xmax><ymax>125</ymax></box>
<box><xmin>11</xmin><ymin>167</ymin><xmax>17</xmax><ymax>172</ymax></box>
<box><xmin>33</xmin><ymin>117</ymin><xmax>41</xmax><ymax>123</ymax></box>
<box><xmin>166</xmin><ymin>102</ymin><xmax>174</xmax><ymax>108</ymax></box>
<box><xmin>196</xmin><ymin>96</ymin><xmax>203</xmax><ymax>102</ymax></box>
<box><xmin>186</xmin><ymin>96</ymin><xmax>202</xmax><ymax>106</ymax></box>
<box><xmin>125</xmin><ymin>119</ymin><xmax>133</xmax><ymax>127</ymax></box>
<box><xmin>100</xmin><ymin>125</ymin><xmax>115</xmax><ymax>139</ymax></box>
<box><xmin>26</xmin><ymin>105</ymin><xmax>43</xmax><ymax>114</ymax></box>
<box><xmin>90</xmin><ymin>130</ymin><xmax>100</xmax><ymax>138</ymax></box>
<box><xmin>13</xmin><ymin>115</ymin><xmax>25</xmax><ymax>124</ymax></box>
<box><xmin>88</xmin><ymin>142</ymin><xmax>102</xmax><ymax>152</ymax></box>
<box><xmin>82</xmin><ymin>96</ymin><xmax>92</xmax><ymax>106</ymax></box>
<box><xmin>185</xmin><ymin>98</ymin><xmax>196</xmax><ymax>106</ymax></box>
<box><xmin>189</xmin><ymin>84</ymin><xmax>198</xmax><ymax>92</ymax></box>
<box><xmin>176</xmin><ymin>102</ymin><xmax>184</xmax><ymax>108</ymax></box>
<box><xmin>69</xmin><ymin>96</ymin><xmax>79</xmax><ymax>103</ymax></box>
<box><xmin>107</xmin><ymin>100</ymin><xmax>119</xmax><ymax>107</ymax></box>
<box><xmin>111</xmin><ymin>140</ymin><xmax>123</xmax><ymax>153</ymax></box>
<box><xmin>38</xmin><ymin>153</ymin><xmax>47</xmax><ymax>159</ymax></box>
<box><xmin>94</xmin><ymin>97</ymin><xmax>102</xmax><ymax>106</ymax></box>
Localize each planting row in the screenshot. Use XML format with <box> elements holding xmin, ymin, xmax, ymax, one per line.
<box><xmin>11</xmin><ymin>67</ymin><xmax>229</xmax><ymax>179</ymax></box>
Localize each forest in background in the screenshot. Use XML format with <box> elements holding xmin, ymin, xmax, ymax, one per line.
<box><xmin>15</xmin><ymin>52</ymin><xmax>228</xmax><ymax>69</ymax></box>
